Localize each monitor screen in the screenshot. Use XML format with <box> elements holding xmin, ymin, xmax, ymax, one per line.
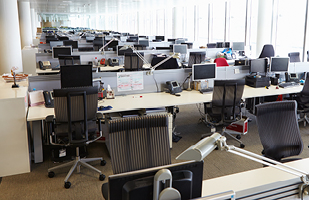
<box><xmin>63</xmin><ymin>40</ymin><xmax>78</xmax><ymax>49</ymax></box>
<box><xmin>249</xmin><ymin>58</ymin><xmax>267</xmax><ymax>74</ymax></box>
<box><xmin>173</xmin><ymin>44</ymin><xmax>187</xmax><ymax>54</ymax></box>
<box><xmin>232</xmin><ymin>42</ymin><xmax>245</xmax><ymax>51</ymax></box>
<box><xmin>107</xmin><ymin>40</ymin><xmax>119</xmax><ymax>48</ymax></box>
<box><xmin>108</xmin><ymin>161</ymin><xmax>203</xmax><ymax>200</ymax></box>
<box><xmin>52</xmin><ymin>46</ymin><xmax>72</xmax><ymax>59</ymax></box>
<box><xmin>50</xmin><ymin>41</ymin><xmax>63</xmax><ymax>49</ymax></box>
<box><xmin>58</xmin><ymin>55</ymin><xmax>81</xmax><ymax>66</ymax></box>
<box><xmin>60</xmin><ymin>65</ymin><xmax>93</xmax><ymax>88</ymax></box>
<box><xmin>117</xmin><ymin>45</ymin><xmax>133</xmax><ymax>56</ymax></box>
<box><xmin>139</xmin><ymin>40</ymin><xmax>149</xmax><ymax>47</ymax></box>
<box><xmin>192</xmin><ymin>63</ymin><xmax>217</xmax><ymax>81</ymax></box>
<box><xmin>128</xmin><ymin>36</ymin><xmax>139</xmax><ymax>42</ymax></box>
<box><xmin>155</xmin><ymin>36</ymin><xmax>165</xmax><ymax>41</ymax></box>
<box><xmin>175</xmin><ymin>39</ymin><xmax>186</xmax><ymax>44</ymax></box>
<box><xmin>270</xmin><ymin>57</ymin><xmax>290</xmax><ymax>72</ymax></box>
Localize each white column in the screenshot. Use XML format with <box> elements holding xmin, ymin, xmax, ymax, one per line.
<box><xmin>172</xmin><ymin>7</ymin><xmax>184</xmax><ymax>38</ymax></box>
<box><xmin>0</xmin><ymin>0</ymin><xmax>23</xmax><ymax>74</ymax></box>
<box><xmin>30</xmin><ymin>8</ymin><xmax>36</xmax><ymax>39</ymax></box>
<box><xmin>18</xmin><ymin>1</ymin><xmax>32</xmax><ymax>48</ymax></box>
<box><xmin>256</xmin><ymin>0</ymin><xmax>273</xmax><ymax>58</ymax></box>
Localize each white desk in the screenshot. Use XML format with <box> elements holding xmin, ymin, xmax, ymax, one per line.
<box><xmin>0</xmin><ymin>79</ymin><xmax>30</xmax><ymax>177</ymax></box>
<box><xmin>202</xmin><ymin>158</ymin><xmax>309</xmax><ymax>199</ymax></box>
<box><xmin>27</xmin><ymin>84</ymin><xmax>303</xmax><ymax>163</ymax></box>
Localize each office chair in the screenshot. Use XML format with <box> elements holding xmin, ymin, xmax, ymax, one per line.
<box><xmin>214</xmin><ymin>57</ymin><xmax>229</xmax><ymax>67</ymax></box>
<box><xmin>258</xmin><ymin>44</ymin><xmax>275</xmax><ymax>59</ymax></box>
<box><xmin>203</xmin><ymin>79</ymin><xmax>246</xmax><ymax>147</ymax></box>
<box><xmin>46</xmin><ymin>86</ymin><xmax>106</xmax><ymax>189</ymax></box>
<box><xmin>188</xmin><ymin>52</ymin><xmax>206</xmax><ymax>67</ymax></box>
<box><xmin>288</xmin><ymin>52</ymin><xmax>301</xmax><ymax>62</ymax></box>
<box><xmin>101</xmin><ymin>114</ymin><xmax>171</xmax><ymax>199</ymax></box>
<box><xmin>124</xmin><ymin>52</ymin><xmax>144</xmax><ymax>71</ymax></box>
<box><xmin>255</xmin><ymin>100</ymin><xmax>303</xmax><ymax>162</ymax></box>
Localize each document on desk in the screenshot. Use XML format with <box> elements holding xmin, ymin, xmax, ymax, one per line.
<box><xmin>117</xmin><ymin>72</ymin><xmax>143</xmax><ymax>92</ymax></box>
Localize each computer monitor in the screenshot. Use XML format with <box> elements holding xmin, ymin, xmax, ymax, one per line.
<box><xmin>270</xmin><ymin>57</ymin><xmax>290</xmax><ymax>72</ymax></box>
<box><xmin>117</xmin><ymin>45</ymin><xmax>133</xmax><ymax>56</ymax></box>
<box><xmin>46</xmin><ymin>37</ymin><xmax>59</xmax><ymax>44</ymax></box>
<box><xmin>108</xmin><ymin>161</ymin><xmax>203</xmax><ymax>200</ymax></box>
<box><xmin>63</xmin><ymin>40</ymin><xmax>78</xmax><ymax>49</ymax></box>
<box><xmin>86</xmin><ymin>36</ymin><xmax>95</xmax><ymax>42</ymax></box>
<box><xmin>50</xmin><ymin>41</ymin><xmax>63</xmax><ymax>49</ymax></box>
<box><xmin>232</xmin><ymin>42</ymin><xmax>245</xmax><ymax>51</ymax></box>
<box><xmin>127</xmin><ymin>36</ymin><xmax>138</xmax><ymax>42</ymax></box>
<box><xmin>139</xmin><ymin>40</ymin><xmax>149</xmax><ymax>47</ymax></box>
<box><xmin>249</xmin><ymin>58</ymin><xmax>267</xmax><ymax>75</ymax></box>
<box><xmin>52</xmin><ymin>46</ymin><xmax>72</xmax><ymax>59</ymax></box>
<box><xmin>175</xmin><ymin>39</ymin><xmax>186</xmax><ymax>44</ymax></box>
<box><xmin>155</xmin><ymin>36</ymin><xmax>165</xmax><ymax>41</ymax></box>
<box><xmin>107</xmin><ymin>40</ymin><xmax>119</xmax><ymax>50</ymax></box>
<box><xmin>60</xmin><ymin>65</ymin><xmax>93</xmax><ymax>89</ymax></box>
<box><xmin>192</xmin><ymin>63</ymin><xmax>217</xmax><ymax>81</ymax></box>
<box><xmin>173</xmin><ymin>44</ymin><xmax>188</xmax><ymax>54</ymax></box>
<box><xmin>58</xmin><ymin>55</ymin><xmax>81</xmax><ymax>66</ymax></box>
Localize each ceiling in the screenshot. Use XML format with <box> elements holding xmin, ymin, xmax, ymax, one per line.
<box><xmin>17</xmin><ymin>0</ymin><xmax>218</xmax><ymax>15</ymax></box>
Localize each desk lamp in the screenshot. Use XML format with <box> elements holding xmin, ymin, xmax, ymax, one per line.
<box><xmin>176</xmin><ymin>132</ymin><xmax>309</xmax><ymax>197</ymax></box>
<box><xmin>147</xmin><ymin>53</ymin><xmax>180</xmax><ymax>75</ymax></box>
<box><xmin>99</xmin><ymin>37</ymin><xmax>118</xmax><ymax>54</ymax></box>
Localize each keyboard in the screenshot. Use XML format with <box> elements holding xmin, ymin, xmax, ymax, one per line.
<box><xmin>278</xmin><ymin>82</ymin><xmax>299</xmax><ymax>88</ymax></box>
<box><xmin>199</xmin><ymin>88</ymin><xmax>213</xmax><ymax>94</ymax></box>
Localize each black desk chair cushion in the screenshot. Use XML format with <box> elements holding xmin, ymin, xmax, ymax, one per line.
<box><xmin>288</xmin><ymin>52</ymin><xmax>301</xmax><ymax>63</ymax></box>
<box><xmin>259</xmin><ymin>44</ymin><xmax>275</xmax><ymax>59</ymax></box>
<box><xmin>255</xmin><ymin>100</ymin><xmax>303</xmax><ymax>162</ymax></box>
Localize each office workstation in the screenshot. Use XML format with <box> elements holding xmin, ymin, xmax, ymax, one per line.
<box><xmin>5</xmin><ymin>0</ymin><xmax>309</xmax><ymax>199</ymax></box>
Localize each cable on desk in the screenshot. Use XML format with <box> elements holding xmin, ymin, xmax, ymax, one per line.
<box><xmin>152</xmin><ymin>72</ymin><xmax>159</xmax><ymax>92</ymax></box>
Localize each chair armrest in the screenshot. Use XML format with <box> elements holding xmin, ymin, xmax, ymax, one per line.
<box><xmin>46</xmin><ymin>115</ymin><xmax>55</xmax><ymax>123</ymax></box>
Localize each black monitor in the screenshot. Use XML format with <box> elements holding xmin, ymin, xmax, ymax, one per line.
<box><xmin>127</xmin><ymin>36</ymin><xmax>138</xmax><ymax>42</ymax></box>
<box><xmin>63</xmin><ymin>40</ymin><xmax>78</xmax><ymax>49</ymax></box>
<box><xmin>155</xmin><ymin>36</ymin><xmax>165</xmax><ymax>41</ymax></box>
<box><xmin>270</xmin><ymin>57</ymin><xmax>290</xmax><ymax>72</ymax></box>
<box><xmin>58</xmin><ymin>55</ymin><xmax>81</xmax><ymax>66</ymax></box>
<box><xmin>232</xmin><ymin>42</ymin><xmax>245</xmax><ymax>51</ymax></box>
<box><xmin>60</xmin><ymin>65</ymin><xmax>93</xmax><ymax>88</ymax></box>
<box><xmin>139</xmin><ymin>40</ymin><xmax>149</xmax><ymax>47</ymax></box>
<box><xmin>117</xmin><ymin>45</ymin><xmax>133</xmax><ymax>56</ymax></box>
<box><xmin>249</xmin><ymin>58</ymin><xmax>267</xmax><ymax>75</ymax></box>
<box><xmin>52</xmin><ymin>46</ymin><xmax>72</xmax><ymax>59</ymax></box>
<box><xmin>46</xmin><ymin>37</ymin><xmax>59</xmax><ymax>44</ymax></box>
<box><xmin>107</xmin><ymin>40</ymin><xmax>119</xmax><ymax>50</ymax></box>
<box><xmin>107</xmin><ymin>161</ymin><xmax>203</xmax><ymax>200</ymax></box>
<box><xmin>192</xmin><ymin>63</ymin><xmax>217</xmax><ymax>81</ymax></box>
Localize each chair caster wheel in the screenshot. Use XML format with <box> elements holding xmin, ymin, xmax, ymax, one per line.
<box><xmin>101</xmin><ymin>160</ymin><xmax>107</xmax><ymax>166</ymax></box>
<box><xmin>99</xmin><ymin>174</ymin><xmax>106</xmax><ymax>181</ymax></box>
<box><xmin>48</xmin><ymin>171</ymin><xmax>55</xmax><ymax>178</ymax></box>
<box><xmin>64</xmin><ymin>181</ymin><xmax>71</xmax><ymax>189</ymax></box>
<box><xmin>240</xmin><ymin>144</ymin><xmax>245</xmax><ymax>148</ymax></box>
<box><xmin>236</xmin><ymin>135</ymin><xmax>241</xmax><ymax>139</ymax></box>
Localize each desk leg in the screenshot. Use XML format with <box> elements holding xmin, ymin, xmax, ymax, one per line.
<box><xmin>32</xmin><ymin>120</ymin><xmax>43</xmax><ymax>163</ymax></box>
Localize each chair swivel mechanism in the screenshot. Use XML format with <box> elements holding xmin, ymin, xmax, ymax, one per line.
<box><xmin>46</xmin><ymin>86</ymin><xmax>106</xmax><ymax>189</ymax></box>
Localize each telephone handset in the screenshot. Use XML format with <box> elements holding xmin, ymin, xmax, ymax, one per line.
<box><xmin>43</xmin><ymin>91</ymin><xmax>54</xmax><ymax>108</ymax></box>
<box><xmin>100</xmin><ymin>58</ymin><xmax>106</xmax><ymax>65</ymax></box>
<box><xmin>39</xmin><ymin>61</ymin><xmax>45</xmax><ymax>70</ymax></box>
<box><xmin>166</xmin><ymin>81</ymin><xmax>182</xmax><ymax>95</ymax></box>
<box><xmin>108</xmin><ymin>58</ymin><xmax>119</xmax><ymax>66</ymax></box>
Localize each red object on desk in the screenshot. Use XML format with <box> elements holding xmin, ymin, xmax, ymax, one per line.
<box><xmin>214</xmin><ymin>57</ymin><xmax>229</xmax><ymax>67</ymax></box>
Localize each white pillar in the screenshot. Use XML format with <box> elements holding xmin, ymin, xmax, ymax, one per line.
<box><xmin>18</xmin><ymin>1</ymin><xmax>33</xmax><ymax>48</ymax></box>
<box><xmin>256</xmin><ymin>0</ymin><xmax>273</xmax><ymax>58</ymax></box>
<box><xmin>30</xmin><ymin>8</ymin><xmax>36</xmax><ymax>39</ymax></box>
<box><xmin>0</xmin><ymin>0</ymin><xmax>23</xmax><ymax>74</ymax></box>
<box><xmin>172</xmin><ymin>7</ymin><xmax>184</xmax><ymax>38</ymax></box>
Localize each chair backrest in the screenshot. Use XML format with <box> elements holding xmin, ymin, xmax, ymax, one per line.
<box><xmin>214</xmin><ymin>57</ymin><xmax>229</xmax><ymax>67</ymax></box>
<box><xmin>188</xmin><ymin>52</ymin><xmax>206</xmax><ymax>67</ymax></box>
<box><xmin>259</xmin><ymin>44</ymin><xmax>275</xmax><ymax>58</ymax></box>
<box><xmin>124</xmin><ymin>52</ymin><xmax>144</xmax><ymax>71</ymax></box>
<box><xmin>288</xmin><ymin>52</ymin><xmax>300</xmax><ymax>62</ymax></box>
<box><xmin>107</xmin><ymin>114</ymin><xmax>171</xmax><ymax>174</ymax></box>
<box><xmin>255</xmin><ymin>100</ymin><xmax>303</xmax><ymax>161</ymax></box>
<box><xmin>53</xmin><ymin>86</ymin><xmax>98</xmax><ymax>144</ymax></box>
<box><xmin>211</xmin><ymin>79</ymin><xmax>245</xmax><ymax>123</ymax></box>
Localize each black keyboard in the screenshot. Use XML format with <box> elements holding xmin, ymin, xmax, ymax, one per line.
<box><xmin>199</xmin><ymin>88</ymin><xmax>213</xmax><ymax>94</ymax></box>
<box><xmin>278</xmin><ymin>82</ymin><xmax>299</xmax><ymax>88</ymax></box>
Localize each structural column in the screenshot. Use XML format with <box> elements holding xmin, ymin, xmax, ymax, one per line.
<box><xmin>0</xmin><ymin>0</ymin><xmax>23</xmax><ymax>74</ymax></box>
<box><xmin>18</xmin><ymin>1</ymin><xmax>33</xmax><ymax>48</ymax></box>
<box><xmin>256</xmin><ymin>0</ymin><xmax>273</xmax><ymax>58</ymax></box>
<box><xmin>30</xmin><ymin>8</ymin><xmax>37</xmax><ymax>39</ymax></box>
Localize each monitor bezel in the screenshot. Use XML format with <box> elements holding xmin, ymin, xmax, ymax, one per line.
<box><xmin>60</xmin><ymin>64</ymin><xmax>93</xmax><ymax>89</ymax></box>
<box><xmin>249</xmin><ymin>58</ymin><xmax>267</xmax><ymax>74</ymax></box>
<box><xmin>63</xmin><ymin>40</ymin><xmax>78</xmax><ymax>49</ymax></box>
<box><xmin>192</xmin><ymin>63</ymin><xmax>217</xmax><ymax>82</ymax></box>
<box><xmin>270</xmin><ymin>57</ymin><xmax>290</xmax><ymax>72</ymax></box>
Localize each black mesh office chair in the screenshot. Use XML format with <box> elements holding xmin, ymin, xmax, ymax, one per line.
<box><xmin>259</xmin><ymin>44</ymin><xmax>275</xmax><ymax>58</ymax></box>
<box><xmin>288</xmin><ymin>52</ymin><xmax>301</xmax><ymax>62</ymax></box>
<box><xmin>46</xmin><ymin>86</ymin><xmax>106</xmax><ymax>189</ymax></box>
<box><xmin>124</xmin><ymin>52</ymin><xmax>144</xmax><ymax>71</ymax></box>
<box><xmin>188</xmin><ymin>52</ymin><xmax>206</xmax><ymax>68</ymax></box>
<box><xmin>255</xmin><ymin>100</ymin><xmax>303</xmax><ymax>162</ymax></box>
<box><xmin>203</xmin><ymin>79</ymin><xmax>245</xmax><ymax>147</ymax></box>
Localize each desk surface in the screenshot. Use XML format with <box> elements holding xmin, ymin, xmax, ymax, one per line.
<box><xmin>36</xmin><ymin>65</ymin><xmax>124</xmax><ymax>74</ymax></box>
<box><xmin>27</xmin><ymin>84</ymin><xmax>303</xmax><ymax>122</ymax></box>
